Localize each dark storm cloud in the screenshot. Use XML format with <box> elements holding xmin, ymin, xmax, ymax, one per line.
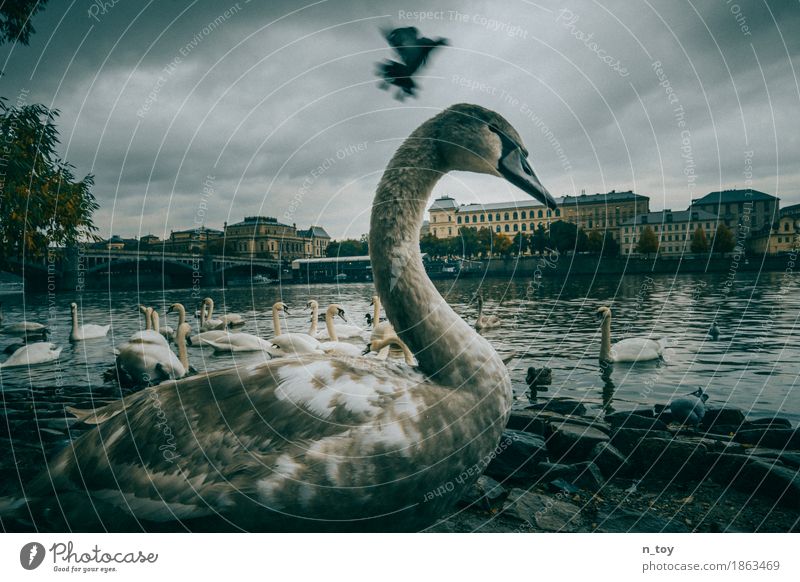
<box><xmin>1</xmin><ymin>0</ymin><xmax>798</xmax><ymax>239</ymax></box>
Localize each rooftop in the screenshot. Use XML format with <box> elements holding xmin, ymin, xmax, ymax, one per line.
<box><xmin>227</xmin><ymin>216</ymin><xmax>293</xmax><ymax>229</ymax></box>
<box><xmin>561</xmin><ymin>190</ymin><xmax>649</xmax><ymax>205</ymax></box>
<box><xmin>297</xmin><ymin>225</ymin><xmax>331</xmax><ymax>239</ymax></box>
<box><xmin>429</xmin><ymin>196</ymin><xmax>458</xmax><ymax>210</ymax></box>
<box><xmin>429</xmin><ymin>190</ymin><xmax>649</xmax><ymax>213</ymax></box>
<box><xmin>619</xmin><ymin>208</ymin><xmax>718</xmax><ymax>227</ymax></box>
<box><xmin>691</xmin><ymin>189</ymin><xmax>777</xmax><ymax>205</ymax></box>
<box><xmin>780</xmin><ymin>203</ymin><xmax>800</xmax><ymax>217</ymax></box>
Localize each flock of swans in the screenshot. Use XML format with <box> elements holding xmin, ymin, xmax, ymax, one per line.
<box><xmin>0</xmin><ymin>104</ymin><xmax>675</xmax><ymax>531</ymax></box>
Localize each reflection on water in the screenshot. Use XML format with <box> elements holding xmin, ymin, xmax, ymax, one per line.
<box><xmin>0</xmin><ymin>270</ymin><xmax>798</xmax><ymax>491</ymax></box>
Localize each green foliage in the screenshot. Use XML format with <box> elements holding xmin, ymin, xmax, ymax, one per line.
<box><xmin>690</xmin><ymin>226</ymin><xmax>709</xmax><ymax>253</ymax></box>
<box><xmin>0</xmin><ymin>0</ymin><xmax>48</xmax><ymax>46</ymax></box>
<box><xmin>512</xmin><ymin>231</ymin><xmax>530</xmax><ymax>255</ymax></box>
<box><xmin>531</xmin><ymin>223</ymin><xmax>548</xmax><ymax>254</ymax></box>
<box><xmin>0</xmin><ymin>101</ymin><xmax>98</xmax><ymax>266</ymax></box>
<box><xmin>549</xmin><ymin>220</ymin><xmax>580</xmax><ymax>252</ymax></box>
<box><xmin>326</xmin><ymin>237</ymin><xmax>368</xmax><ymax>257</ymax></box>
<box><xmin>587</xmin><ymin>230</ymin><xmax>604</xmax><ymax>253</ymax></box>
<box><xmin>602</xmin><ymin>231</ymin><xmax>620</xmax><ymax>257</ymax></box>
<box><xmin>636</xmin><ymin>226</ymin><xmax>659</xmax><ymax>255</ymax></box>
<box><xmin>713</xmin><ymin>223</ymin><xmax>736</xmax><ymax>253</ymax></box>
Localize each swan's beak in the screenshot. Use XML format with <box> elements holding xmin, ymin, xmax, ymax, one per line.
<box><xmin>498</xmin><ymin>148</ymin><xmax>557</xmax><ymax>210</ymax></box>
<box><xmin>338</xmin><ymin>310</ymin><xmax>348</xmax><ymax>322</ymax></box>
<box><xmin>362</xmin><ymin>344</ymin><xmax>371</xmax><ymax>355</ymax></box>
<box><xmin>283</xmin><ymin>306</ymin><xmax>291</xmax><ymax>315</ymax></box>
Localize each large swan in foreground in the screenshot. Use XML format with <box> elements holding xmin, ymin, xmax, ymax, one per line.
<box><xmin>69</xmin><ymin>302</ymin><xmax>110</xmax><ymax>341</ymax></box>
<box><xmin>18</xmin><ymin>104</ymin><xmax>556</xmax><ymax>531</ymax></box>
<box><xmin>597</xmin><ymin>306</ymin><xmax>668</xmax><ymax>363</ymax></box>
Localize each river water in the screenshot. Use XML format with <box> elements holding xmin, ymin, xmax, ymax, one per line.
<box><xmin>1</xmin><ymin>270</ymin><xmax>798</xmax><ymax>498</ymax></box>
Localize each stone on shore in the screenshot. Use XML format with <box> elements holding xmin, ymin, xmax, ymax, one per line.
<box><xmin>537</xmin><ymin>461</ymin><xmax>605</xmax><ymax>492</ymax></box>
<box><xmin>701</xmin><ymin>407</ymin><xmax>746</xmax><ymax>429</ymax></box>
<box><xmin>630</xmin><ymin>437</ymin><xmax>709</xmax><ymax>480</ymax></box>
<box><xmin>547</xmin><ymin>421</ymin><xmax>610</xmax><ymax>462</ymax></box>
<box><xmin>610</xmin><ymin>427</ymin><xmax>671</xmax><ymax>455</ymax></box>
<box><xmin>458</xmin><ymin>475</ymin><xmax>508</xmax><ymax>512</ymax></box>
<box><xmin>593</xmin><ymin>507</ymin><xmax>691</xmax><ymax>533</ymax></box>
<box><xmin>734</xmin><ymin>428</ymin><xmax>800</xmax><ymax>450</ymax></box>
<box><xmin>750</xmin><ymin>417</ymin><xmax>793</xmax><ymax>429</ymax></box>
<box><xmin>707</xmin><ymin>452</ymin><xmax>800</xmax><ymax>509</ymax></box>
<box><xmin>589</xmin><ymin>441</ymin><xmax>630</xmax><ymax>477</ymax></box>
<box><xmin>485</xmin><ymin>429</ymin><xmax>548</xmax><ymax>481</ymax></box>
<box><xmin>527</xmin><ymin>398</ymin><xmax>587</xmax><ymax>416</ymax></box>
<box><xmin>500</xmin><ymin>489</ymin><xmax>585</xmax><ymax>532</ymax></box>
<box><xmin>606</xmin><ymin>411</ymin><xmax>669</xmax><ymax>432</ymax></box>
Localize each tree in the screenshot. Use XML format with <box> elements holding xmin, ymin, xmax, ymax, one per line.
<box><xmin>587</xmin><ymin>230</ymin><xmax>604</xmax><ymax>254</ymax></box>
<box><xmin>531</xmin><ymin>224</ymin><xmax>548</xmax><ymax>254</ymax></box>
<box><xmin>636</xmin><ymin>226</ymin><xmax>659</xmax><ymax>255</ymax></box>
<box><xmin>512</xmin><ymin>231</ymin><xmax>530</xmax><ymax>255</ymax></box>
<box><xmin>0</xmin><ymin>101</ymin><xmax>98</xmax><ymax>267</ymax></box>
<box><xmin>476</xmin><ymin>227</ymin><xmax>493</xmax><ymax>257</ymax></box>
<box><xmin>492</xmin><ymin>231</ymin><xmax>512</xmax><ymax>256</ymax></box>
<box><xmin>457</xmin><ymin>227</ymin><xmax>481</xmax><ymax>258</ymax></box>
<box><xmin>690</xmin><ymin>226</ymin><xmax>709</xmax><ymax>253</ymax></box>
<box><xmin>326</xmin><ymin>237</ymin><xmax>367</xmax><ymax>257</ymax></box>
<box><xmin>713</xmin><ymin>224</ymin><xmax>735</xmax><ymax>254</ymax></box>
<box><xmin>1</xmin><ymin>0</ymin><xmax>49</xmax><ymax>46</ymax></box>
<box><xmin>549</xmin><ymin>220</ymin><xmax>578</xmax><ymax>253</ymax></box>
<box><xmin>602</xmin><ymin>231</ymin><xmax>620</xmax><ymax>257</ymax></box>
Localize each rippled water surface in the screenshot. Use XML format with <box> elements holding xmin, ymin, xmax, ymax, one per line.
<box><xmin>1</xmin><ymin>270</ymin><xmax>798</xmax><ymax>494</ymax></box>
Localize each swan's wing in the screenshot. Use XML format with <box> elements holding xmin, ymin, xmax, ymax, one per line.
<box><xmin>41</xmin><ymin>354</ymin><xmax>429</xmax><ymax>526</ymax></box>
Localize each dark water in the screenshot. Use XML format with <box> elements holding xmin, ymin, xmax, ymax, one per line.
<box><xmin>1</xmin><ymin>270</ymin><xmax>798</xmax><ymax>496</ymax></box>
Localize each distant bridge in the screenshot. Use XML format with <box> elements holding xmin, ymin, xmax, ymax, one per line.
<box><xmin>5</xmin><ymin>248</ymin><xmax>282</xmax><ymax>291</ymax></box>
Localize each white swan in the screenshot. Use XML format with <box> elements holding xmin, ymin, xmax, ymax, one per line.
<box><xmin>152</xmin><ymin>311</ymin><xmax>174</xmax><ymax>343</ymax></box>
<box><xmin>200</xmin><ymin>297</ymin><xmax>226</xmax><ymax>331</ymax></box>
<box><xmin>113</xmin><ymin>318</ymin><xmax>190</xmax><ymax>387</ymax></box>
<box><xmin>26</xmin><ymin>104</ymin><xmax>556</xmax><ymax>531</ymax></box>
<box><xmin>368</xmin><ymin>295</ymin><xmax>406</xmax><ymax>361</ymax></box>
<box><xmin>366</xmin><ymin>335</ymin><xmax>416</xmax><ymax>366</ymax></box>
<box><xmin>474</xmin><ymin>292</ymin><xmax>500</xmax><ymax>331</ymax></box>
<box><xmin>267</xmin><ymin>301</ymin><xmax>322</xmax><ymax>357</ymax></box>
<box><xmin>316</xmin><ymin>304</ymin><xmax>365</xmax><ymax>357</ymax></box>
<box><xmin>314</xmin><ymin>303</ymin><xmax>364</xmax><ymax>340</ymax></box>
<box><xmin>0</xmin><ymin>302</ymin><xmax>48</xmax><ymax>337</ymax></box>
<box><xmin>597</xmin><ymin>306</ymin><xmax>668</xmax><ymax>363</ymax></box>
<box><xmin>69</xmin><ymin>302</ymin><xmax>110</xmax><ymax>341</ymax></box>
<box><xmin>204</xmin><ymin>296</ymin><xmax>246</xmax><ymax>329</ymax></box>
<box><xmin>201</xmin><ymin>332</ymin><xmax>271</xmax><ymax>353</ymax></box>
<box><xmin>129</xmin><ymin>306</ymin><xmax>169</xmax><ymax>347</ymax></box>
<box><xmin>0</xmin><ymin>342</ymin><xmax>62</xmax><ymax>368</ymax></box>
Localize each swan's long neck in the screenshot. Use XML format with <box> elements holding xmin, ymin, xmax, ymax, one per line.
<box><xmin>206</xmin><ymin>299</ymin><xmax>214</xmax><ymax>321</ymax></box>
<box><xmin>600</xmin><ymin>315</ymin><xmax>612</xmax><ymax>362</ymax></box>
<box><xmin>151</xmin><ymin>311</ymin><xmax>160</xmax><ymax>331</ymax></box>
<box><xmin>176</xmin><ymin>328</ymin><xmax>189</xmax><ymax>370</ymax></box>
<box><xmin>325</xmin><ymin>307</ymin><xmax>338</xmax><ymax>341</ymax></box>
<box><xmin>370</xmin><ymin>132</ymin><xmax>510</xmax><ymax>394</ymax></box>
<box><xmin>174</xmin><ymin>304</ymin><xmax>186</xmax><ymax>326</ymax></box>
<box><xmin>308</xmin><ymin>303</ymin><xmax>318</xmax><ymax>335</ymax></box>
<box><xmin>476</xmin><ymin>296</ymin><xmax>484</xmax><ymax>320</ymax></box>
<box><xmin>145</xmin><ymin>308</ymin><xmax>153</xmax><ymax>330</ymax></box>
<box><xmin>71</xmin><ymin>307</ymin><xmax>78</xmax><ymax>333</ymax></box>
<box><xmin>272</xmin><ymin>305</ymin><xmax>282</xmax><ymax>336</ymax></box>
<box><xmin>372</xmin><ymin>297</ymin><xmax>380</xmax><ymax>323</ymax></box>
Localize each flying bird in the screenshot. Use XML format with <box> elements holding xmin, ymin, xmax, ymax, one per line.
<box><xmin>376</xmin><ymin>26</ymin><xmax>448</xmax><ymax>100</ymax></box>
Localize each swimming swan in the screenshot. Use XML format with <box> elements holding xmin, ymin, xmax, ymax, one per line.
<box><xmin>24</xmin><ymin>104</ymin><xmax>556</xmax><ymax>531</ymax></box>
<box><xmin>597</xmin><ymin>306</ymin><xmax>668</xmax><ymax>363</ymax></box>
<box><xmin>199</xmin><ymin>298</ymin><xmax>226</xmax><ymax>331</ymax></box>
<box><xmin>69</xmin><ymin>302</ymin><xmax>110</xmax><ymax>341</ymax></box>
<box><xmin>314</xmin><ymin>303</ymin><xmax>364</xmax><ymax>340</ymax></box>
<box><xmin>474</xmin><ymin>292</ymin><xmax>500</xmax><ymax>331</ymax></box>
<box><xmin>0</xmin><ymin>302</ymin><xmax>48</xmax><ymax>337</ymax></box>
<box><xmin>0</xmin><ymin>342</ymin><xmax>62</xmax><ymax>368</ymax></box>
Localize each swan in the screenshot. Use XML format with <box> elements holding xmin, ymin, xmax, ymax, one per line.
<box><xmin>198</xmin><ymin>298</ymin><xmax>225</xmax><ymax>331</ymax></box>
<box><xmin>365</xmin><ymin>296</ymin><xmax>387</xmax><ymax>327</ymax></box>
<box><xmin>474</xmin><ymin>292</ymin><xmax>500</xmax><ymax>331</ymax></box>
<box><xmin>596</xmin><ymin>306</ymin><xmax>668</xmax><ymax>363</ymax></box>
<box><xmin>365</xmin><ymin>335</ymin><xmax>416</xmax><ymax>366</ymax></box>
<box><xmin>1</xmin><ymin>342</ymin><xmax>62</xmax><ymax>368</ymax></box>
<box><xmin>0</xmin><ymin>302</ymin><xmax>48</xmax><ymax>337</ymax></box>
<box><xmin>315</xmin><ymin>304</ymin><xmax>366</xmax><ymax>357</ymax></box>
<box><xmin>20</xmin><ymin>104</ymin><xmax>556</xmax><ymax>531</ymax></box>
<box><xmin>367</xmin><ymin>295</ymin><xmax>407</xmax><ymax>361</ymax></box>
<box><xmin>69</xmin><ymin>302</ymin><xmax>110</xmax><ymax>341</ymax></box>
<box><xmin>267</xmin><ymin>301</ymin><xmax>322</xmax><ymax>357</ymax></box>
<box><xmin>129</xmin><ymin>306</ymin><xmax>169</xmax><ymax>347</ymax></box>
<box><xmin>201</xmin><ymin>332</ymin><xmax>272</xmax><ymax>353</ymax></box>
<box><xmin>112</xmin><ymin>318</ymin><xmax>189</xmax><ymax>388</ymax></box>
<box><xmin>314</xmin><ymin>303</ymin><xmax>364</xmax><ymax>340</ymax></box>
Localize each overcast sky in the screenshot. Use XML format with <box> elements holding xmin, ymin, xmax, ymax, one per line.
<box><xmin>2</xmin><ymin>0</ymin><xmax>798</xmax><ymax>240</ymax></box>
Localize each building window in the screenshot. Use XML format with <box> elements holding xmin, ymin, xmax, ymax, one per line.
<box><xmin>457</xmin><ymin>217</ymin><xmax>462</xmax><ymax>224</ymax></box>
<box><xmin>448</xmin><ymin>227</ymin><xmax>452</xmax><ymax>235</ymax></box>
<box><xmin>504</xmin><ymin>225</ymin><xmax>510</xmax><ymax>232</ymax></box>
<box><xmin>513</xmin><ymin>224</ymin><xmax>518</xmax><ymax>232</ymax></box>
<box><xmin>480</xmin><ymin>214</ymin><xmax>485</xmax><ymax>222</ymax></box>
<box><xmin>555</xmin><ymin>209</ymin><xmax>561</xmax><ymax>217</ymax></box>
<box><xmin>521</xmin><ymin>211</ymin><xmax>527</xmax><ymax>219</ymax></box>
<box><xmin>522</xmin><ymin>223</ymin><xmax>527</xmax><ymax>231</ymax></box>
<box><xmin>538</xmin><ymin>210</ymin><xmax>543</xmax><ymax>218</ymax></box>
<box><xmin>487</xmin><ymin>214</ymin><xmax>492</xmax><ymax>222</ymax></box>
<box><xmin>547</xmin><ymin>210</ymin><xmax>552</xmax><ymax>217</ymax></box>
<box><xmin>495</xmin><ymin>226</ymin><xmax>500</xmax><ymax>233</ymax></box>
<box><xmin>504</xmin><ymin>212</ymin><xmax>510</xmax><ymax>220</ymax></box>
<box><xmin>472</xmin><ymin>215</ymin><xmax>477</xmax><ymax>223</ymax></box>
<box><xmin>530</xmin><ymin>223</ymin><xmax>535</xmax><ymax>231</ymax></box>
<box><xmin>513</xmin><ymin>211</ymin><xmax>518</xmax><ymax>219</ymax></box>
<box><xmin>495</xmin><ymin>213</ymin><xmax>501</xmax><ymax>221</ymax></box>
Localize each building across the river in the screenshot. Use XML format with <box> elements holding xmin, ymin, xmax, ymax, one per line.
<box><xmin>618</xmin><ymin>209</ymin><xmax>718</xmax><ymax>256</ymax></box>
<box><xmin>223</xmin><ymin>216</ymin><xmax>331</xmax><ymax>261</ymax></box>
<box><xmin>749</xmin><ymin>203</ymin><xmax>800</xmax><ymax>254</ymax></box>
<box><xmin>690</xmin><ymin>189</ymin><xmax>779</xmax><ymax>241</ymax></box>
<box><xmin>427</xmin><ymin>190</ymin><xmax>650</xmax><ymax>240</ymax></box>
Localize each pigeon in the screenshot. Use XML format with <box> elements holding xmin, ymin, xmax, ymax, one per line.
<box><xmin>666</xmin><ymin>387</ymin><xmax>709</xmax><ymax>428</ymax></box>
<box><xmin>376</xmin><ymin>26</ymin><xmax>448</xmax><ymax>100</ymax></box>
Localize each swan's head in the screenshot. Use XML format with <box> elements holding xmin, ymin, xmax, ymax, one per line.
<box><xmin>327</xmin><ymin>303</ymin><xmax>347</xmax><ymax>322</ymax></box>
<box><xmin>431</xmin><ymin>104</ymin><xmax>557</xmax><ymax>209</ymax></box>
<box><xmin>167</xmin><ymin>303</ymin><xmax>183</xmax><ymax>314</ymax></box>
<box><xmin>273</xmin><ymin>301</ymin><xmax>289</xmax><ymax>314</ymax></box>
<box><xmin>267</xmin><ymin>334</ymin><xmax>318</xmax><ymax>358</ymax></box>
<box><xmin>305</xmin><ymin>300</ymin><xmax>318</xmax><ymax>311</ymax></box>
<box><xmin>596</xmin><ymin>306</ymin><xmax>611</xmax><ymax>321</ymax></box>
<box><xmin>70</xmin><ymin>302</ymin><xmax>77</xmax><ymax>311</ymax></box>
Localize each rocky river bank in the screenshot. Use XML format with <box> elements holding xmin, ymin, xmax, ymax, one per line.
<box><xmin>430</xmin><ymin>393</ymin><xmax>800</xmax><ymax>532</ymax></box>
